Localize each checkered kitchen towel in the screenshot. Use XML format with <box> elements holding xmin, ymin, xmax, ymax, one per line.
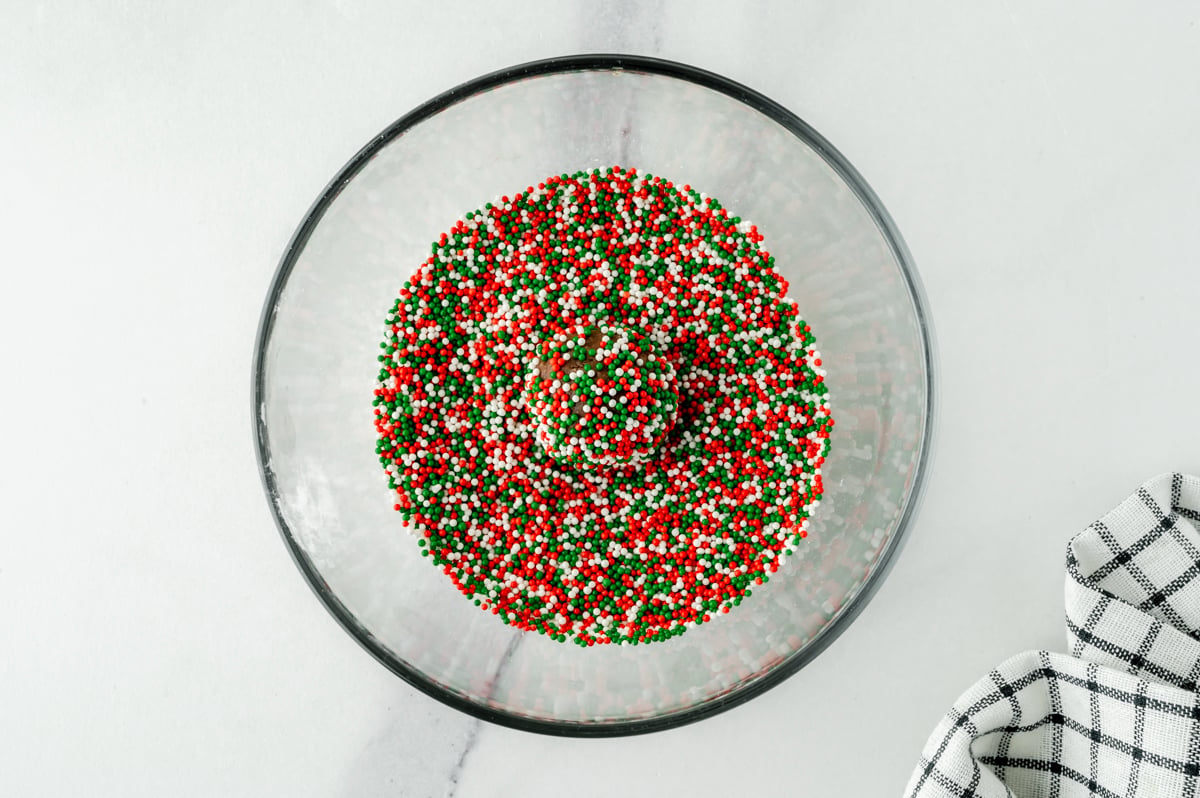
<box><xmin>906</xmin><ymin>473</ymin><xmax>1200</xmax><ymax>797</ymax></box>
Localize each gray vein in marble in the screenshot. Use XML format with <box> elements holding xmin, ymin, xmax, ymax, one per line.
<box><xmin>580</xmin><ymin>0</ymin><xmax>665</xmax><ymax>54</ymax></box>
<box><xmin>446</xmin><ymin>632</ymin><xmax>524</xmax><ymax>797</ymax></box>
<box><xmin>443</xmin><ymin>718</ymin><xmax>481</xmax><ymax>798</ymax></box>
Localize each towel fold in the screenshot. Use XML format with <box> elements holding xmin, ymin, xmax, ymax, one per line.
<box><xmin>906</xmin><ymin>473</ymin><xmax>1200</xmax><ymax>797</ymax></box>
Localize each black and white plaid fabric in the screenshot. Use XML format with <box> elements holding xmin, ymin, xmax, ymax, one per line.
<box><xmin>906</xmin><ymin>473</ymin><xmax>1200</xmax><ymax>797</ymax></box>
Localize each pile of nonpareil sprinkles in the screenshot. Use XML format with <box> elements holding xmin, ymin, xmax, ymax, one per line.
<box><xmin>524</xmin><ymin>324</ymin><xmax>680</xmax><ymax>470</ymax></box>
<box><xmin>373</xmin><ymin>166</ymin><xmax>833</xmax><ymax>646</ymax></box>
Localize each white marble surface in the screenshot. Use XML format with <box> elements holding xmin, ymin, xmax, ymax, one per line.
<box><xmin>4</xmin><ymin>2</ymin><xmax>1200</xmax><ymax>795</ymax></box>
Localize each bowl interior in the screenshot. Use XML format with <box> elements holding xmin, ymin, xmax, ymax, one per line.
<box><xmin>256</xmin><ymin>60</ymin><xmax>931</xmax><ymax>733</ymax></box>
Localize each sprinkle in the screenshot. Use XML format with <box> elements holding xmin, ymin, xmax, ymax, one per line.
<box><xmin>373</xmin><ymin>166</ymin><xmax>833</xmax><ymax>646</ymax></box>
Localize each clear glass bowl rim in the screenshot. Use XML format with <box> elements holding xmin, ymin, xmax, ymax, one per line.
<box><xmin>251</xmin><ymin>53</ymin><xmax>938</xmax><ymax>737</ymax></box>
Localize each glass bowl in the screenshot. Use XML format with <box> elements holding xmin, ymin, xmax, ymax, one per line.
<box><xmin>253</xmin><ymin>55</ymin><xmax>935</xmax><ymax>736</ymax></box>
